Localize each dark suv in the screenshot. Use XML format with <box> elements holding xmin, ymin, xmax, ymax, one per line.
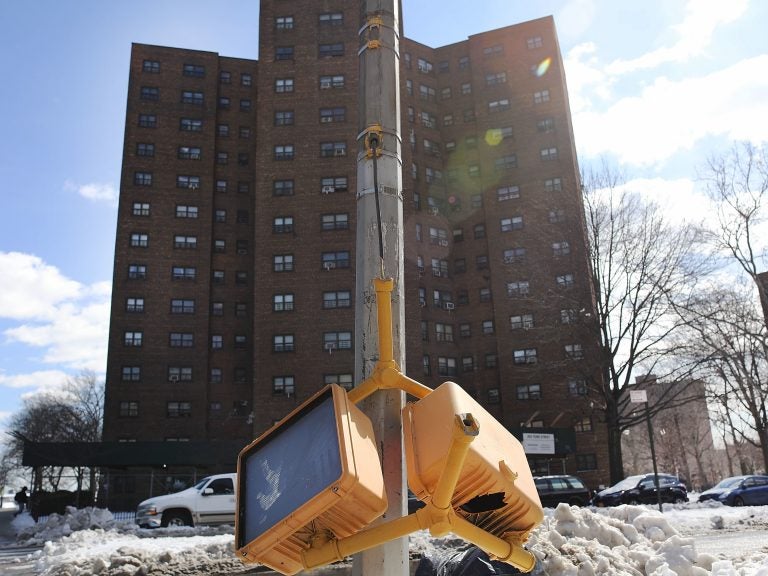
<box><xmin>534</xmin><ymin>475</ymin><xmax>592</xmax><ymax>507</ymax></box>
<box><xmin>591</xmin><ymin>473</ymin><xmax>688</xmax><ymax>506</ymax></box>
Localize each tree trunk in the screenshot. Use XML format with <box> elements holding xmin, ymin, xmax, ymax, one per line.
<box><xmin>605</xmin><ymin>397</ymin><xmax>625</xmax><ymax>484</ymax></box>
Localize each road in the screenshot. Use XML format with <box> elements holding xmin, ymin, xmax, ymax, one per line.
<box><xmin>693</xmin><ymin>529</ymin><xmax>768</xmax><ymax>561</ymax></box>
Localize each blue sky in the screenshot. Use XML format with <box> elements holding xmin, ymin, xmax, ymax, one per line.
<box><xmin>1</xmin><ymin>0</ymin><xmax>767</xmax><ymax>427</ymax></box>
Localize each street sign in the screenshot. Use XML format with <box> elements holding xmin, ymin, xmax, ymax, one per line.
<box><xmin>522</xmin><ymin>432</ymin><xmax>555</xmax><ymax>455</ymax></box>
<box><xmin>630</xmin><ymin>389</ymin><xmax>648</xmax><ymax>403</ymax></box>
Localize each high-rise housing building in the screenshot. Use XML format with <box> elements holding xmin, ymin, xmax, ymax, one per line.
<box><xmin>104</xmin><ymin>0</ymin><xmax>609</xmax><ymax>488</ymax></box>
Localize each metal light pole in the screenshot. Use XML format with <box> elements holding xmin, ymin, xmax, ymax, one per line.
<box><xmin>631</xmin><ymin>389</ymin><xmax>662</xmax><ymax>512</ymax></box>
<box><xmin>354</xmin><ymin>1</ymin><xmax>407</xmax><ymax>575</ymax></box>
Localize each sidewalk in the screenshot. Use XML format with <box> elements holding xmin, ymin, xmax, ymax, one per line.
<box><xmin>0</xmin><ymin>508</ymin><xmax>19</xmax><ymax>545</ymax></box>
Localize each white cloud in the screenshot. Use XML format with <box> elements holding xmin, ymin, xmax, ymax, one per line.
<box><xmin>572</xmin><ymin>55</ymin><xmax>768</xmax><ymax>165</ymax></box>
<box><xmin>0</xmin><ymin>370</ymin><xmax>68</xmax><ymax>390</ymax></box>
<box><xmin>555</xmin><ymin>0</ymin><xmax>597</xmax><ymax>45</ymax></box>
<box><xmin>613</xmin><ymin>177</ymin><xmax>713</xmax><ymax>226</ymax></box>
<box><xmin>64</xmin><ymin>180</ymin><xmax>118</xmax><ymax>205</ymax></box>
<box><xmin>0</xmin><ymin>251</ymin><xmax>111</xmax><ymax>378</ymax></box>
<box><xmin>606</xmin><ymin>0</ymin><xmax>749</xmax><ymax>74</ymax></box>
<box><xmin>0</xmin><ymin>252</ymin><xmax>82</xmax><ymax>321</ymax></box>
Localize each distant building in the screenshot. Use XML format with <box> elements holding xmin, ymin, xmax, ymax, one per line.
<box><xmin>103</xmin><ymin>0</ymin><xmax>610</xmax><ymax>500</ymax></box>
<box><xmin>622</xmin><ymin>375</ymin><xmax>717</xmax><ymax>490</ymax></box>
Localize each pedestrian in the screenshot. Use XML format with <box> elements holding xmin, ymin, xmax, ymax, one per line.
<box><xmin>14</xmin><ymin>486</ymin><xmax>29</xmax><ymax>516</ymax></box>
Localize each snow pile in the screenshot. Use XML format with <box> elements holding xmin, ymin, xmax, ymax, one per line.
<box><xmin>4</xmin><ymin>504</ymin><xmax>768</xmax><ymax>575</ymax></box>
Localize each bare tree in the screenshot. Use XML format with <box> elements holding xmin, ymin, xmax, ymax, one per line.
<box><xmin>583</xmin><ymin>164</ymin><xmax>709</xmax><ymax>483</ymax></box>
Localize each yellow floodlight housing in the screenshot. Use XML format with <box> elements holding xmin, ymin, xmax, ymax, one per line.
<box><xmin>235</xmin><ymin>384</ymin><xmax>387</xmax><ymax>575</ymax></box>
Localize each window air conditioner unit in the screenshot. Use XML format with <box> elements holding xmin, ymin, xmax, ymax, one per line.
<box><xmin>430</xmin><ymin>207</ymin><xmax>440</xmax><ymax>215</ymax></box>
<box><xmin>438</xmin><ymin>239</ymin><xmax>449</xmax><ymax>247</ymax></box>
<box><xmin>433</xmin><ymin>270</ymin><xmax>441</xmax><ymax>277</ymax></box>
<box><xmin>325</xmin><ymin>342</ymin><xmax>337</xmax><ymax>353</ymax></box>
<box><xmin>321</xmin><ymin>185</ymin><xmax>335</xmax><ymax>194</ymax></box>
<box><xmin>334</xmin><ymin>148</ymin><xmax>345</xmax><ymax>156</ymax></box>
<box><xmin>323</xmin><ymin>261</ymin><xmax>336</xmax><ymax>271</ymax></box>
<box><xmin>444</xmin><ymin>302</ymin><xmax>455</xmax><ymax>310</ymax></box>
<box><xmin>169</xmin><ymin>375</ymin><xmax>179</xmax><ymax>382</ymax></box>
<box><xmin>190</xmin><ymin>153</ymin><xmax>200</xmax><ymax>159</ymax></box>
<box><xmin>504</xmin><ymin>257</ymin><xmax>515</xmax><ymax>264</ymax></box>
<box><xmin>188</xmin><ymin>183</ymin><xmax>199</xmax><ymax>190</ymax></box>
<box><xmin>420</xmin><ymin>300</ymin><xmax>427</xmax><ymax>308</ymax></box>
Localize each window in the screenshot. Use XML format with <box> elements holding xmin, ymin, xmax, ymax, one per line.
<box><xmin>510</xmin><ymin>314</ymin><xmax>534</xmax><ymax>330</ymax></box>
<box><xmin>167</xmin><ymin>401</ymin><xmax>192</xmax><ymax>417</ymax></box>
<box><xmin>119</xmin><ymin>401</ymin><xmax>139</xmax><ymax>418</ymax></box>
<box><xmin>323</xmin><ymin>331</ymin><xmax>352</xmax><ymax>351</ymax></box>
<box><xmin>273</xmin><ymin>179</ymin><xmax>294</xmax><ymax>196</ymax></box>
<box><xmin>476</xmin><ymin>255</ymin><xmax>489</xmax><ymax>270</ymax></box>
<box><xmin>125</xmin><ymin>297</ymin><xmax>144</xmax><ymax>313</ymax></box>
<box><xmin>406</xmin><ymin>79</ymin><xmax>413</xmax><ymax>95</ymax></box>
<box><xmin>561</xmin><ymin>309</ymin><xmax>578</xmax><ymax>324</ymax></box>
<box><xmin>321</xmin><ymin>251</ymin><xmax>350</xmax><ymax>269</ymax></box>
<box><xmin>319</xmin><ymin>43</ymin><xmax>344</xmax><ymax>57</ymax></box>
<box><xmin>142</xmin><ymin>60</ymin><xmax>160</xmax><ymax>73</ymax></box>
<box><xmin>513</xmin><ymin>348</ymin><xmax>537</xmax><ymax>364</ymax></box>
<box><xmin>274</xmin><ymin>110</ymin><xmax>294</xmax><ymax>126</ymax></box>
<box><xmin>273</xmin><ymin>376</ymin><xmax>295</xmax><ymax>395</ymax></box>
<box><xmin>237</xmin><ymin>181</ymin><xmax>250</xmax><ymax>194</ymax></box>
<box><xmin>275</xmin><ymin>46</ymin><xmax>294</xmax><ymax>60</ymax></box>
<box><xmin>273</xmin><ymin>254</ymin><xmax>294</xmax><ymax>272</ymax></box>
<box><xmin>423</xmin><ymin>355</ymin><xmax>431</xmax><ymax>376</ymax></box>
<box><xmin>140</xmin><ymin>86</ymin><xmax>159</xmax><ymax>101</ymax></box>
<box><xmin>275</xmin><ymin>16</ymin><xmax>294</xmax><ymax>30</ymax></box>
<box><xmin>175</xmin><ymin>205</ymin><xmax>198</xmax><ymax>219</ymax></box>
<box><xmin>174</xmin><ymin>235</ymin><xmax>197</xmax><ymax>249</ymax></box>
<box><xmin>495</xmin><ymin>154</ymin><xmax>517</xmax><ymax>171</ymax></box>
<box><xmin>130</xmin><ymin>233</ymin><xmax>148</xmax><ymax>247</ymax></box>
<box><xmin>321</xmin><ymin>213</ymin><xmax>349</xmax><ymax>230</ymax></box>
<box><xmin>458</xmin><ymin>55</ymin><xmax>470</xmax><ymax>69</ymax></box>
<box><xmin>497</xmin><ymin>186</ymin><xmax>520</xmax><ymax>201</ymax></box>
<box><xmin>501</xmin><ymin>216</ymin><xmax>523</xmax><ymax>232</ymax></box>
<box><xmin>438</xmin><ymin>60</ymin><xmax>449</xmax><ymax>73</ymax></box>
<box><xmin>235</xmin><ymin>271</ymin><xmax>248</xmax><ymax>285</ymax></box>
<box><xmin>473</xmin><ymin>224</ymin><xmax>485</xmax><ymax>240</ymax></box>
<box><xmin>168</xmin><ymin>367</ymin><xmax>193</xmax><ymax>383</ymax></box>
<box><xmin>236</xmin><ymin>239</ymin><xmax>248</xmax><ymax>253</ymax></box>
<box><xmin>183</xmin><ymin>63</ymin><xmax>205</xmax><ymax>77</ymax></box>
<box><xmin>181</xmin><ymin>90</ymin><xmax>204</xmax><ymax>105</ymax></box>
<box><xmin>506</xmin><ymin>280</ymin><xmax>530</xmax><ymax>297</ymax></box>
<box><xmin>463</xmin><ymin>109</ymin><xmax>476</xmax><ymax>122</ymax></box>
<box><xmin>218</xmin><ymin>97</ymin><xmax>230</xmax><ymax>109</ymax></box>
<box><xmin>541</xmin><ymin>147</ymin><xmax>559</xmax><ymax>161</ymax></box>
<box><xmin>442</xmin><ymin>114</ymin><xmax>454</xmax><ymax>127</ymax></box>
<box><xmin>576</xmin><ymin>454</ymin><xmax>597</xmax><ymax>471</ymax></box>
<box><xmin>435</xmin><ymin>323</ymin><xmax>454</xmax><ymax>342</ymax></box>
<box><xmin>180</xmin><ymin>118</ymin><xmax>203</xmax><ymax>132</ymax></box>
<box><xmin>553</xmin><ymin>241</ymin><xmax>571</xmax><ymax>256</ymax></box>
<box><xmin>485</xmin><ymin>354</ymin><xmax>498</xmax><ymax>369</ymax></box>
<box><xmin>211</xmin><ymin>335</ymin><xmax>223</xmax><ymax>349</ymax></box>
<box><xmin>172</xmin><ymin>266</ymin><xmax>195</xmax><ymax>281</ymax></box>
<box><xmin>178</xmin><ymin>146</ymin><xmax>201</xmax><ymax>160</ymax></box>
<box><xmin>210</xmin><ymin>368</ymin><xmax>222</xmax><ymax>384</ymax></box>
<box><xmin>122</xmin><ymin>366</ymin><xmax>141</xmax><ymax>381</ymax></box>
<box><xmin>459</xmin><ymin>323</ymin><xmax>471</xmax><ymax>338</ymax></box>
<box><xmin>527</xmin><ymin>36</ymin><xmax>543</xmax><ymax>49</ymax></box>
<box><xmin>440</xmin><ymin>87</ymin><xmax>452</xmax><ymax>100</ymax></box>
<box><xmin>138</xmin><ymin>114</ymin><xmax>157</xmax><ymax>128</ymax></box>
<box><xmin>136</xmin><ymin>143</ymin><xmax>154</xmax><ymax>157</ymax></box>
<box><xmin>488</xmin><ymin>98</ymin><xmax>510</xmax><ymax>113</ymax></box>
<box><xmin>170</xmin><ymin>299</ymin><xmax>195</xmax><ymax>314</ymax></box>
<box><xmin>537</xmin><ymin>118</ymin><xmax>555</xmax><ymax>132</ymax></box>
<box><xmin>565</xmin><ymin>344</ymin><xmax>584</xmax><ymax>359</ymax></box>
<box><xmin>568</xmin><ymin>378</ymin><xmax>587</xmax><ymax>397</ymax></box>
<box><xmin>437</xmin><ymin>357</ymin><xmax>457</xmax><ymax>377</ymax></box>
<box><xmin>273</xmin><ymin>216</ymin><xmax>294</xmax><ymax>233</ymax></box>
<box><xmin>124</xmin><ymin>331</ymin><xmax>143</xmax><ymax>347</ymax></box>
<box><xmin>574</xmin><ymin>417</ymin><xmax>593</xmax><ymax>433</ymax></box>
<box><xmin>417</xmin><ymin>58</ymin><xmax>433</xmax><ymax>73</ymax></box>
<box><xmin>461</xmin><ymin>356</ymin><xmax>474</xmax><ymax>373</ymax></box>
<box><xmin>324</xmin><ymin>373</ymin><xmax>353</xmax><ymax>390</ymax></box>
<box><xmin>418</xmin><ymin>84</ymin><xmax>436</xmax><ymax>101</ymax></box>
<box><xmin>534</xmin><ymin>90</ymin><xmax>550</xmax><ymax>104</ymax></box>
<box><xmin>320</xmin><ymin>141</ymin><xmax>346</xmax><ymax>157</ymax></box>
<box><xmin>274</xmin><ymin>144</ymin><xmax>294</xmax><ymax>160</ymax></box>
<box><xmin>216</xmin><ymin>152</ymin><xmax>228</xmax><ymax>165</ymax></box>
<box><xmin>133</xmin><ymin>172</ymin><xmax>152</xmax><ymax>186</ymax></box>
<box><xmin>219</xmin><ymin>71</ymin><xmax>231</xmax><ymax>84</ymax></box>
<box><xmin>176</xmin><ymin>175</ymin><xmax>200</xmax><ymax>189</ymax></box>
<box><xmin>319</xmin><ymin>12</ymin><xmax>343</xmax><ymax>25</ymax></box>
<box><xmin>239</xmin><ymin>99</ymin><xmax>252</xmax><ymax>111</ymax></box>
<box><xmin>503</xmin><ymin>247</ymin><xmax>526</xmax><ymax>264</ymax></box>
<box><xmin>235</xmin><ymin>335</ymin><xmax>247</xmax><ymax>349</ymax></box>
<box><xmin>211</xmin><ymin>302</ymin><xmax>223</xmax><ymax>316</ymax></box>
<box><xmin>517</xmin><ymin>383</ymin><xmax>541</xmax><ymax>400</ymax></box>
<box><xmin>241</xmin><ymin>73</ymin><xmax>252</xmax><ymax>86</ymax></box>
<box><xmin>481</xmin><ymin>320</ymin><xmax>494</xmax><ymax>334</ymax></box>
<box><xmin>485</xmin><ymin>71</ymin><xmax>507</xmax><ymax>86</ymax></box>
<box><xmin>128</xmin><ymin>264</ymin><xmax>147</xmax><ymax>279</ymax></box>
<box><xmin>545</xmin><ymin>177</ymin><xmax>563</xmax><ymax>192</ymax></box>
<box><xmin>468</xmin><ymin>165</ymin><xmax>480</xmax><ymax>178</ymax></box>
<box><xmin>549</xmin><ymin>209</ymin><xmax>566</xmax><ymax>223</ymax></box>
<box><xmin>235</xmin><ymin>302</ymin><xmax>247</xmax><ymax>317</ymax></box>
<box><xmin>320</xmin><ymin>176</ymin><xmax>348</xmax><ymax>193</ymax></box>
<box><xmin>275</xmin><ymin>78</ymin><xmax>294</xmax><ymax>94</ymax></box>
<box><xmin>431</xmin><ymin>258</ymin><xmax>449</xmax><ymax>277</ymax></box>
<box><xmin>483</xmin><ymin>44</ymin><xmax>503</xmax><ymax>57</ymax></box>
<box><xmin>169</xmin><ymin>332</ymin><xmax>194</xmax><ymax>347</ymax></box>
<box><xmin>217</xmin><ymin>124</ymin><xmax>229</xmax><ymax>137</ymax></box>
<box><xmin>320</xmin><ymin>107</ymin><xmax>346</xmax><ymax>123</ymax></box>
<box><xmin>132</xmin><ymin>202</ymin><xmax>150</xmax><ymax>217</ymax></box>
<box><xmin>319</xmin><ymin>74</ymin><xmax>345</xmax><ymax>89</ymax></box>
<box><xmin>273</xmin><ymin>334</ymin><xmax>295</xmax><ymax>352</ymax></box>
<box><xmin>273</xmin><ymin>293</ymin><xmax>294</xmax><ymax>312</ymax></box>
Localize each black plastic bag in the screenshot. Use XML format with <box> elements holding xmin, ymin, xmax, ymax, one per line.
<box><xmin>415</xmin><ymin>546</ymin><xmax>527</xmax><ymax>576</ymax></box>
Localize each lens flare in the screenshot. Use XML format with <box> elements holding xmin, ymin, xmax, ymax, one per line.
<box><xmin>484</xmin><ymin>128</ymin><xmax>503</xmax><ymax>147</ymax></box>
<box><xmin>536</xmin><ymin>57</ymin><xmax>551</xmax><ymax>77</ymax></box>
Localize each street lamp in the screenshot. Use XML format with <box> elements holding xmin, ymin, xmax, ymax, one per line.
<box><xmin>630</xmin><ymin>389</ymin><xmax>662</xmax><ymax>513</ymax></box>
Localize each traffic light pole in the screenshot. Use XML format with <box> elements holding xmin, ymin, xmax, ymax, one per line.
<box><xmin>354</xmin><ymin>1</ymin><xmax>407</xmax><ymax>575</ymax></box>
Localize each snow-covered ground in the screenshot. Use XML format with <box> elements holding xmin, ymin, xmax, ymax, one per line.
<box><xmin>4</xmin><ymin>501</ymin><xmax>768</xmax><ymax>575</ymax></box>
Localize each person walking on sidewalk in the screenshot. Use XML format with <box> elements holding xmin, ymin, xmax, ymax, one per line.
<box><xmin>13</xmin><ymin>487</ymin><xmax>28</xmax><ymax>516</ymax></box>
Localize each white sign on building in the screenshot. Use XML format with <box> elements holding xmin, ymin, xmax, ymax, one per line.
<box><xmin>522</xmin><ymin>432</ymin><xmax>555</xmax><ymax>455</ymax></box>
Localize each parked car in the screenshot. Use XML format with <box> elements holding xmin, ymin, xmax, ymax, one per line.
<box><xmin>534</xmin><ymin>475</ymin><xmax>592</xmax><ymax>507</ymax></box>
<box><xmin>408</xmin><ymin>490</ymin><xmax>426</xmax><ymax>514</ymax></box>
<box><xmin>698</xmin><ymin>475</ymin><xmax>768</xmax><ymax>506</ymax></box>
<box><xmin>136</xmin><ymin>473</ymin><xmax>236</xmax><ymax>528</ymax></box>
<box><xmin>591</xmin><ymin>473</ymin><xmax>688</xmax><ymax>506</ymax></box>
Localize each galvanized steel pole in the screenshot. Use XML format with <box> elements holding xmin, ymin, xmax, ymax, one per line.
<box><xmin>354</xmin><ymin>0</ymin><xmax>407</xmax><ymax>574</ymax></box>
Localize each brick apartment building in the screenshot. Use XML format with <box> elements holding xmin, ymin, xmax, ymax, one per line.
<box><xmin>103</xmin><ymin>0</ymin><xmax>610</xmax><ymax>489</ymax></box>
